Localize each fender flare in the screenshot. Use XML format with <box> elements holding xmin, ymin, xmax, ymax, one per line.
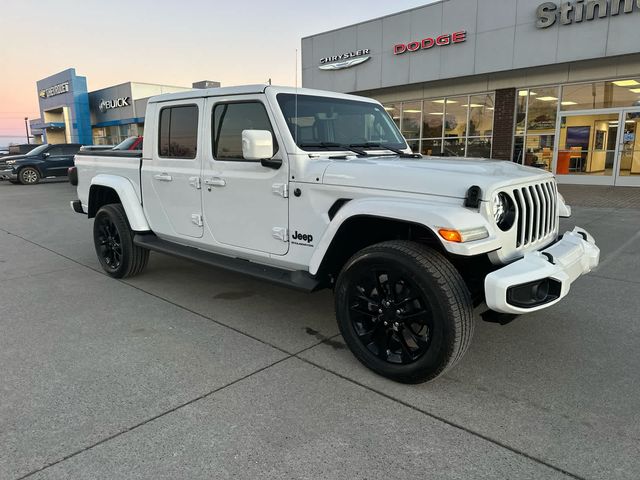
<box><xmin>89</xmin><ymin>174</ymin><xmax>150</xmax><ymax>231</ymax></box>
<box><xmin>308</xmin><ymin>197</ymin><xmax>500</xmax><ymax>275</ymax></box>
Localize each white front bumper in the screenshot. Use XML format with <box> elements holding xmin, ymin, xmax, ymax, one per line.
<box><xmin>485</xmin><ymin>227</ymin><xmax>600</xmax><ymax>314</ymax></box>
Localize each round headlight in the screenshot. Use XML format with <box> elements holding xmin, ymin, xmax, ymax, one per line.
<box><xmin>492</xmin><ymin>192</ymin><xmax>516</xmax><ymax>231</ymax></box>
<box><xmin>492</xmin><ymin>192</ymin><xmax>506</xmax><ymax>224</ymax></box>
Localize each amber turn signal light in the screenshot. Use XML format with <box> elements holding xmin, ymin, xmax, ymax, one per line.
<box><xmin>438</xmin><ymin>228</ymin><xmax>463</xmax><ymax>243</ymax></box>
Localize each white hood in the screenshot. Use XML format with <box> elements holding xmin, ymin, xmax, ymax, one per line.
<box><xmin>322</xmin><ymin>156</ymin><xmax>554</xmax><ymax>200</ymax></box>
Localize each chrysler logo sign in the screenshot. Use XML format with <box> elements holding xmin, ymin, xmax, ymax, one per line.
<box><xmin>39</xmin><ymin>82</ymin><xmax>69</xmax><ymax>99</ymax></box>
<box><xmin>98</xmin><ymin>97</ymin><xmax>130</xmax><ymax>113</ymax></box>
<box><xmin>319</xmin><ymin>49</ymin><xmax>371</xmax><ymax>70</ymax></box>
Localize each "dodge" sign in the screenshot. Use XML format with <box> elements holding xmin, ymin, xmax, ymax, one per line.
<box><xmin>394</xmin><ymin>31</ymin><xmax>467</xmax><ymax>55</ymax></box>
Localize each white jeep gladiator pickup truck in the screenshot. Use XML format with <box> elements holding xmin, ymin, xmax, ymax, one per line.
<box><xmin>71</xmin><ymin>84</ymin><xmax>599</xmax><ymax>383</ymax></box>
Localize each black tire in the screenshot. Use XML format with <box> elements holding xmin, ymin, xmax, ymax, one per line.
<box><xmin>335</xmin><ymin>241</ymin><xmax>474</xmax><ymax>384</ymax></box>
<box><xmin>93</xmin><ymin>204</ymin><xmax>149</xmax><ymax>278</ymax></box>
<box><xmin>18</xmin><ymin>167</ymin><xmax>41</xmax><ymax>185</ymax></box>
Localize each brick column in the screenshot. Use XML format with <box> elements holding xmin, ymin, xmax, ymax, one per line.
<box><xmin>491</xmin><ymin>88</ymin><xmax>516</xmax><ymax>160</ymax></box>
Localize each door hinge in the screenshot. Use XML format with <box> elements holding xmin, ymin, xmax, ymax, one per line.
<box><xmin>191</xmin><ymin>214</ymin><xmax>203</xmax><ymax>227</ymax></box>
<box><xmin>189</xmin><ymin>176</ymin><xmax>202</xmax><ymax>190</ymax></box>
<box><xmin>272</xmin><ymin>227</ymin><xmax>288</xmax><ymax>242</ymax></box>
<box><xmin>272</xmin><ymin>183</ymin><xmax>289</xmax><ymax>198</ymax></box>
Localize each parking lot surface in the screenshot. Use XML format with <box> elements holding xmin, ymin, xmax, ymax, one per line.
<box><xmin>1</xmin><ymin>180</ymin><xmax>639</xmax><ymax>480</ymax></box>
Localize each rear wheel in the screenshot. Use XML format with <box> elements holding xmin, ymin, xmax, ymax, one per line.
<box><xmin>93</xmin><ymin>204</ymin><xmax>149</xmax><ymax>278</ymax></box>
<box><xmin>335</xmin><ymin>241</ymin><xmax>474</xmax><ymax>384</ymax></box>
<box><xmin>18</xmin><ymin>167</ymin><xmax>40</xmax><ymax>185</ymax></box>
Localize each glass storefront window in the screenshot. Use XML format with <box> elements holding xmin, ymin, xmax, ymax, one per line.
<box><xmin>619</xmin><ymin>112</ymin><xmax>640</xmax><ymax>177</ymax></box>
<box><xmin>522</xmin><ymin>135</ymin><xmax>555</xmax><ymax>171</ymax></box>
<box><xmin>384</xmin><ymin>104</ymin><xmax>401</xmax><ymax>129</ymax></box>
<box><xmin>406</xmin><ymin>139</ymin><xmax>420</xmax><ymax>153</ymax></box>
<box><xmin>381</xmin><ymin>92</ymin><xmax>495</xmax><ymax>159</ymax></box>
<box><xmin>423</xmin><ymin>99</ymin><xmax>444</xmax><ymax>138</ymax></box>
<box><xmin>527</xmin><ymin>87</ymin><xmax>559</xmax><ymax>134</ymax></box>
<box><xmin>561</xmin><ymin>79</ymin><xmax>640</xmax><ymax>111</ymax></box>
<box><xmin>444</xmin><ymin>96</ymin><xmax>468</xmax><ymax>138</ymax></box>
<box><xmin>557</xmin><ymin>113</ymin><xmax>618</xmax><ymax>176</ymax></box>
<box><xmin>467</xmin><ymin>137</ymin><xmax>492</xmax><ymax>158</ymax></box>
<box><xmin>516</xmin><ymin>90</ymin><xmax>528</xmax><ymax>135</ymax></box>
<box><xmin>467</xmin><ymin>94</ymin><xmax>494</xmax><ymax>137</ymax></box>
<box><xmin>421</xmin><ymin>139</ymin><xmax>442</xmax><ymax>156</ymax></box>
<box><xmin>401</xmin><ymin>101</ymin><xmax>422</xmax><ymax>139</ymax></box>
<box><xmin>443</xmin><ymin>138</ymin><xmax>465</xmax><ymax>157</ymax></box>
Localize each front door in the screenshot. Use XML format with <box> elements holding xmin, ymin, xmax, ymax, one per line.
<box><xmin>44</xmin><ymin>145</ymin><xmax>76</xmax><ymax>176</ymax></box>
<box><xmin>201</xmin><ymin>96</ymin><xmax>289</xmax><ymax>255</ymax></box>
<box><xmin>141</xmin><ymin>100</ymin><xmax>204</xmax><ymax>239</ymax></box>
<box><xmin>614</xmin><ymin>109</ymin><xmax>640</xmax><ymax>187</ymax></box>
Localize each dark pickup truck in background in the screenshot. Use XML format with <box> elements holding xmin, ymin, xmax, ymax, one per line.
<box><xmin>0</xmin><ymin>143</ymin><xmax>81</xmax><ymax>184</ymax></box>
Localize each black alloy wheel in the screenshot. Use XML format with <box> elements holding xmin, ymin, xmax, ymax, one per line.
<box><xmin>95</xmin><ymin>213</ymin><xmax>123</xmax><ymax>272</ymax></box>
<box><xmin>93</xmin><ymin>204</ymin><xmax>149</xmax><ymax>278</ymax></box>
<box><xmin>347</xmin><ymin>266</ymin><xmax>432</xmax><ymax>365</ymax></box>
<box><xmin>335</xmin><ymin>241</ymin><xmax>474</xmax><ymax>384</ymax></box>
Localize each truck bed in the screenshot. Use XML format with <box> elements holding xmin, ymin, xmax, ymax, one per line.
<box><xmin>74</xmin><ymin>150</ymin><xmax>143</xmax><ymax>212</ymax></box>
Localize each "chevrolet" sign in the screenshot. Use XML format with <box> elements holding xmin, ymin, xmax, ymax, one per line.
<box><xmin>39</xmin><ymin>82</ymin><xmax>70</xmax><ymax>99</ymax></box>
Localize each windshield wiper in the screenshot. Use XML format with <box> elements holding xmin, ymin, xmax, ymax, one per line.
<box><xmin>350</xmin><ymin>143</ymin><xmax>422</xmax><ymax>158</ymax></box>
<box><xmin>299</xmin><ymin>142</ymin><xmax>369</xmax><ymax>156</ymax></box>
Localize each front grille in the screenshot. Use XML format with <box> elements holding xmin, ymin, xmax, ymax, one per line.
<box><xmin>512</xmin><ymin>181</ymin><xmax>558</xmax><ymax>248</ymax></box>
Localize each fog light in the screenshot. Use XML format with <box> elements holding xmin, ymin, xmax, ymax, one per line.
<box><xmin>506</xmin><ymin>278</ymin><xmax>561</xmax><ymax>308</ymax></box>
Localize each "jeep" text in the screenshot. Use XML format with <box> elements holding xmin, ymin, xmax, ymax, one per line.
<box><xmin>292</xmin><ymin>231</ymin><xmax>313</xmax><ymax>243</ymax></box>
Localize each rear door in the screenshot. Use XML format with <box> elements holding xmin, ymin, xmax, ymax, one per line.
<box><xmin>141</xmin><ymin>100</ymin><xmax>204</xmax><ymax>239</ymax></box>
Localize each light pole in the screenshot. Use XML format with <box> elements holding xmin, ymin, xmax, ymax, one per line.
<box><xmin>24</xmin><ymin>117</ymin><xmax>30</xmax><ymax>144</ymax></box>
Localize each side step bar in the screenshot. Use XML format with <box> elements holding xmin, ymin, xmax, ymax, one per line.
<box><xmin>133</xmin><ymin>233</ymin><xmax>322</xmax><ymax>293</ymax></box>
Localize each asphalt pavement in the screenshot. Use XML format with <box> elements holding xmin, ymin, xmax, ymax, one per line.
<box><xmin>1</xmin><ymin>179</ymin><xmax>639</xmax><ymax>480</ymax></box>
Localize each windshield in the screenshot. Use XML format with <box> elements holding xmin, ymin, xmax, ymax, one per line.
<box><xmin>26</xmin><ymin>144</ymin><xmax>50</xmax><ymax>156</ymax></box>
<box><xmin>277</xmin><ymin>94</ymin><xmax>407</xmax><ymax>152</ymax></box>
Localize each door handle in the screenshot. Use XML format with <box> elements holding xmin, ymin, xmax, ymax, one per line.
<box><xmin>204</xmin><ymin>177</ymin><xmax>226</xmax><ymax>187</ymax></box>
<box><xmin>153</xmin><ymin>173</ymin><xmax>173</xmax><ymax>182</ymax></box>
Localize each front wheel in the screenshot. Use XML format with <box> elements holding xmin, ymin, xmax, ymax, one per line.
<box><xmin>93</xmin><ymin>204</ymin><xmax>149</xmax><ymax>278</ymax></box>
<box><xmin>18</xmin><ymin>167</ymin><xmax>41</xmax><ymax>185</ymax></box>
<box><xmin>335</xmin><ymin>241</ymin><xmax>474</xmax><ymax>384</ymax></box>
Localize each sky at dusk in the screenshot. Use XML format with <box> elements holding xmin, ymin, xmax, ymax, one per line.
<box><xmin>0</xmin><ymin>0</ymin><xmax>433</xmax><ymax>146</ymax></box>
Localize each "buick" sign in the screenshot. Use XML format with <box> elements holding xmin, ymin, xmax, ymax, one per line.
<box><xmin>98</xmin><ymin>97</ymin><xmax>130</xmax><ymax>113</ymax></box>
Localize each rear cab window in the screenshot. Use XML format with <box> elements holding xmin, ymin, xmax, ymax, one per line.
<box><xmin>158</xmin><ymin>105</ymin><xmax>199</xmax><ymax>159</ymax></box>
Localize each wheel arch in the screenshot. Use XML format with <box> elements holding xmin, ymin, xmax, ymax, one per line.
<box><xmin>17</xmin><ymin>163</ymin><xmax>43</xmax><ymax>176</ymax></box>
<box><xmin>309</xmin><ymin>197</ymin><xmax>499</xmax><ymax>279</ymax></box>
<box><xmin>312</xmin><ymin>214</ymin><xmax>444</xmax><ymax>280</ymax></box>
<box><xmin>88</xmin><ymin>175</ymin><xmax>149</xmax><ymax>232</ymax></box>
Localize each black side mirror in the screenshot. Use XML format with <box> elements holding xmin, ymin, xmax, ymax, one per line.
<box><xmin>42</xmin><ymin>152</ymin><xmax>50</xmax><ymax>158</ymax></box>
<box><xmin>261</xmin><ymin>158</ymin><xmax>282</xmax><ymax>170</ymax></box>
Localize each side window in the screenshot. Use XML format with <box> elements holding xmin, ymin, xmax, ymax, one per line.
<box><xmin>63</xmin><ymin>145</ymin><xmax>80</xmax><ymax>155</ymax></box>
<box><xmin>158</xmin><ymin>105</ymin><xmax>198</xmax><ymax>159</ymax></box>
<box><xmin>212</xmin><ymin>102</ymin><xmax>276</xmax><ymax>160</ymax></box>
<box><xmin>48</xmin><ymin>146</ymin><xmax>64</xmax><ymax>156</ymax></box>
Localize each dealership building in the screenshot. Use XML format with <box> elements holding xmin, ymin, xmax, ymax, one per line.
<box><xmin>30</xmin><ymin>68</ymin><xmax>218</xmax><ymax>146</ymax></box>
<box><xmin>302</xmin><ymin>0</ymin><xmax>640</xmax><ymax>186</ymax></box>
